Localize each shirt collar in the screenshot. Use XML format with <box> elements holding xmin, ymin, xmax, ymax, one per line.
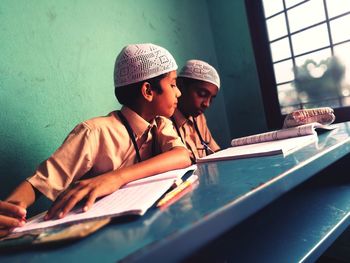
<box><xmin>119</xmin><ymin>106</ymin><xmax>152</xmax><ymax>138</ymax></box>
<box><xmin>173</xmin><ymin>108</ymin><xmax>194</xmax><ymax>127</ymax></box>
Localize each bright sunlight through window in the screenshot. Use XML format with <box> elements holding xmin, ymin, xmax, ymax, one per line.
<box><xmin>262</xmin><ymin>0</ymin><xmax>350</xmax><ymax>114</ymax></box>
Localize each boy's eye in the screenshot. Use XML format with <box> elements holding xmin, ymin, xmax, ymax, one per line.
<box><xmin>196</xmin><ymin>90</ymin><xmax>209</xmax><ymax>98</ymax></box>
<box><xmin>171</xmin><ymin>84</ymin><xmax>177</xmax><ymax>88</ymax></box>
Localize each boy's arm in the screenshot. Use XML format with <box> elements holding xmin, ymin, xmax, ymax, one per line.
<box><xmin>0</xmin><ymin>181</ymin><xmax>36</xmax><ymax>237</ymax></box>
<box><xmin>46</xmin><ymin>147</ymin><xmax>191</xmax><ymax>219</ymax></box>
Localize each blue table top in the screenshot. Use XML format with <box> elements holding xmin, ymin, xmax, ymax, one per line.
<box><xmin>187</xmin><ymin>151</ymin><xmax>350</xmax><ymax>262</ymax></box>
<box><xmin>1</xmin><ymin>122</ymin><xmax>350</xmax><ymax>263</ymax></box>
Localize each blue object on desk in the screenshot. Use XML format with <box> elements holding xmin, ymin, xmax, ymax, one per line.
<box><xmin>1</xmin><ymin>122</ymin><xmax>350</xmax><ymax>263</ymax></box>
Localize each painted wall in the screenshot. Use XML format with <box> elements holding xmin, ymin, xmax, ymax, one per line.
<box><xmin>0</xmin><ymin>0</ymin><xmax>266</xmax><ymax>213</ymax></box>
<box><xmin>207</xmin><ymin>0</ymin><xmax>267</xmax><ymax>138</ymax></box>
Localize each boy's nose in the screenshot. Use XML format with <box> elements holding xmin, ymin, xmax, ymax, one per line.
<box><xmin>202</xmin><ymin>98</ymin><xmax>210</xmax><ymax>108</ymax></box>
<box><xmin>175</xmin><ymin>86</ymin><xmax>181</xmax><ymax>98</ymax></box>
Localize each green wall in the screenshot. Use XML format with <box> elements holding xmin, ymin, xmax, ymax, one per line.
<box><xmin>0</xmin><ymin>0</ymin><xmax>265</xmax><ymax>212</ymax></box>
<box><xmin>207</xmin><ymin>0</ymin><xmax>267</xmax><ymax>138</ymax></box>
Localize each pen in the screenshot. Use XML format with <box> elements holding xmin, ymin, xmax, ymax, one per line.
<box><xmin>202</xmin><ymin>141</ymin><xmax>215</xmax><ymax>154</ymax></box>
<box><xmin>157</xmin><ymin>174</ymin><xmax>199</xmax><ymax>207</ymax></box>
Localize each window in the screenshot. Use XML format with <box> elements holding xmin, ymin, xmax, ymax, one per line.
<box><xmin>246</xmin><ymin>0</ymin><xmax>350</xmax><ymax>129</ymax></box>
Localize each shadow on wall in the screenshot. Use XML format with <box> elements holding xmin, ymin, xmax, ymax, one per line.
<box><xmin>0</xmin><ymin>118</ymin><xmax>51</xmax><ymax>217</ymax></box>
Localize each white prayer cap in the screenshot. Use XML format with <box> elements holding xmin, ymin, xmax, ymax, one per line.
<box><xmin>114</xmin><ymin>43</ymin><xmax>178</xmax><ymax>87</ymax></box>
<box><xmin>178</xmin><ymin>59</ymin><xmax>220</xmax><ymax>89</ymax></box>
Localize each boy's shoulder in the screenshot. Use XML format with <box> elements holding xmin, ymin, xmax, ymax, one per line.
<box><xmin>154</xmin><ymin>115</ymin><xmax>173</xmax><ymax>127</ymax></box>
<box><xmin>82</xmin><ymin>111</ymin><xmax>119</xmax><ymax>131</ymax></box>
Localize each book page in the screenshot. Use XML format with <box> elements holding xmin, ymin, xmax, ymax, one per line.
<box><xmin>272</xmin><ymin>134</ymin><xmax>318</xmax><ymax>155</ymax></box>
<box><xmin>126</xmin><ymin>165</ymin><xmax>197</xmax><ymax>186</ymax></box>
<box><xmin>231</xmin><ymin>122</ymin><xmax>336</xmax><ymax>147</ymax></box>
<box><xmin>198</xmin><ymin>134</ymin><xmax>317</xmax><ymax>163</ymax></box>
<box><xmin>197</xmin><ymin>143</ymin><xmax>283</xmax><ymax>163</ymax></box>
<box><xmin>13</xmin><ymin>165</ymin><xmax>197</xmax><ymax>233</ymax></box>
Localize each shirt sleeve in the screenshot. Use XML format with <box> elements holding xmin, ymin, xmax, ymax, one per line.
<box><xmin>155</xmin><ymin>116</ymin><xmax>187</xmax><ymax>152</ymax></box>
<box><xmin>27</xmin><ymin>122</ymin><xmax>96</xmax><ymax>201</ymax></box>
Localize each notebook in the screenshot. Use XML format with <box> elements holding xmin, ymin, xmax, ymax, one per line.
<box><xmin>197</xmin><ymin>134</ymin><xmax>318</xmax><ymax>163</ymax></box>
<box><xmin>12</xmin><ymin>165</ymin><xmax>197</xmax><ymax>233</ymax></box>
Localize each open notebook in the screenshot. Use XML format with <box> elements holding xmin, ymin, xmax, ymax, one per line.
<box><xmin>12</xmin><ymin>165</ymin><xmax>197</xmax><ymax>233</ymax></box>
<box><xmin>197</xmin><ymin>122</ymin><xmax>337</xmax><ymax>163</ymax></box>
<box><xmin>197</xmin><ymin>134</ymin><xmax>318</xmax><ymax>163</ymax></box>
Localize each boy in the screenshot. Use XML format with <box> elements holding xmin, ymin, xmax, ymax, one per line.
<box><xmin>0</xmin><ymin>43</ymin><xmax>191</xmax><ymax>237</ymax></box>
<box><xmin>171</xmin><ymin>59</ymin><xmax>221</xmax><ymax>161</ymax></box>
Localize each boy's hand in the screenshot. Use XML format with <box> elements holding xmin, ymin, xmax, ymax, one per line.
<box><xmin>45</xmin><ymin>173</ymin><xmax>124</xmax><ymax>220</ymax></box>
<box><xmin>0</xmin><ymin>201</ymin><xmax>27</xmax><ymax>237</ymax></box>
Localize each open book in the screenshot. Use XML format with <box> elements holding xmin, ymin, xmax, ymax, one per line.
<box><xmin>197</xmin><ymin>135</ymin><xmax>317</xmax><ymax>163</ymax></box>
<box><xmin>197</xmin><ymin>122</ymin><xmax>337</xmax><ymax>163</ymax></box>
<box><xmin>231</xmin><ymin>122</ymin><xmax>336</xmax><ymax>147</ymax></box>
<box><xmin>12</xmin><ymin>165</ymin><xmax>197</xmax><ymax>233</ymax></box>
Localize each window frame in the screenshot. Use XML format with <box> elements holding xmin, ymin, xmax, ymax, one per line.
<box><xmin>245</xmin><ymin>0</ymin><xmax>350</xmax><ymax>130</ymax></box>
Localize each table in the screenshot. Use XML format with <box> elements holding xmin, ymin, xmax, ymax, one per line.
<box><xmin>1</xmin><ymin>122</ymin><xmax>350</xmax><ymax>263</ymax></box>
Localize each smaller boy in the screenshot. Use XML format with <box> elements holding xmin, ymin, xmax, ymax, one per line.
<box><xmin>0</xmin><ymin>43</ymin><xmax>191</xmax><ymax>237</ymax></box>
<box><xmin>171</xmin><ymin>59</ymin><xmax>221</xmax><ymax>161</ymax></box>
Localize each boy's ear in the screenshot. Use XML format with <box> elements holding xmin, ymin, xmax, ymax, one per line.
<box><xmin>141</xmin><ymin>82</ymin><xmax>154</xmax><ymax>102</ymax></box>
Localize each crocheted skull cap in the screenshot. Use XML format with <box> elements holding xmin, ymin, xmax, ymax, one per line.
<box><xmin>178</xmin><ymin>59</ymin><xmax>220</xmax><ymax>89</ymax></box>
<box><xmin>114</xmin><ymin>43</ymin><xmax>178</xmax><ymax>87</ymax></box>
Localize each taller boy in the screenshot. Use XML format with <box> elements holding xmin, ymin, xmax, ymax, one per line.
<box><xmin>0</xmin><ymin>43</ymin><xmax>191</xmax><ymax>237</ymax></box>
<box><xmin>172</xmin><ymin>59</ymin><xmax>221</xmax><ymax>161</ymax></box>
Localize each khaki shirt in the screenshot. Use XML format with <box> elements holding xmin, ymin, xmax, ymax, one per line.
<box><xmin>171</xmin><ymin>109</ymin><xmax>220</xmax><ymax>160</ymax></box>
<box><xmin>28</xmin><ymin>106</ymin><xmax>185</xmax><ymax>200</ymax></box>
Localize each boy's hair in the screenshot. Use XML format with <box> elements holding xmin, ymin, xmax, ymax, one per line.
<box><xmin>178</xmin><ymin>59</ymin><xmax>220</xmax><ymax>89</ymax></box>
<box><xmin>115</xmin><ymin>73</ymin><xmax>166</xmax><ymax>107</ymax></box>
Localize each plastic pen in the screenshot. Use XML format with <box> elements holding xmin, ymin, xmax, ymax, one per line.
<box><xmin>202</xmin><ymin>141</ymin><xmax>215</xmax><ymax>154</ymax></box>
<box><xmin>157</xmin><ymin>174</ymin><xmax>199</xmax><ymax>207</ymax></box>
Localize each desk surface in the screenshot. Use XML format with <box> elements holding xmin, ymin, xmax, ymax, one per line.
<box><xmin>1</xmin><ymin>122</ymin><xmax>350</xmax><ymax>263</ymax></box>
<box><xmin>188</xmin><ymin>151</ymin><xmax>350</xmax><ymax>262</ymax></box>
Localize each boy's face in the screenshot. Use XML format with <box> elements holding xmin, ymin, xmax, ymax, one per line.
<box><xmin>178</xmin><ymin>81</ymin><xmax>218</xmax><ymax>118</ymax></box>
<box><xmin>152</xmin><ymin>70</ymin><xmax>181</xmax><ymax>118</ymax></box>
